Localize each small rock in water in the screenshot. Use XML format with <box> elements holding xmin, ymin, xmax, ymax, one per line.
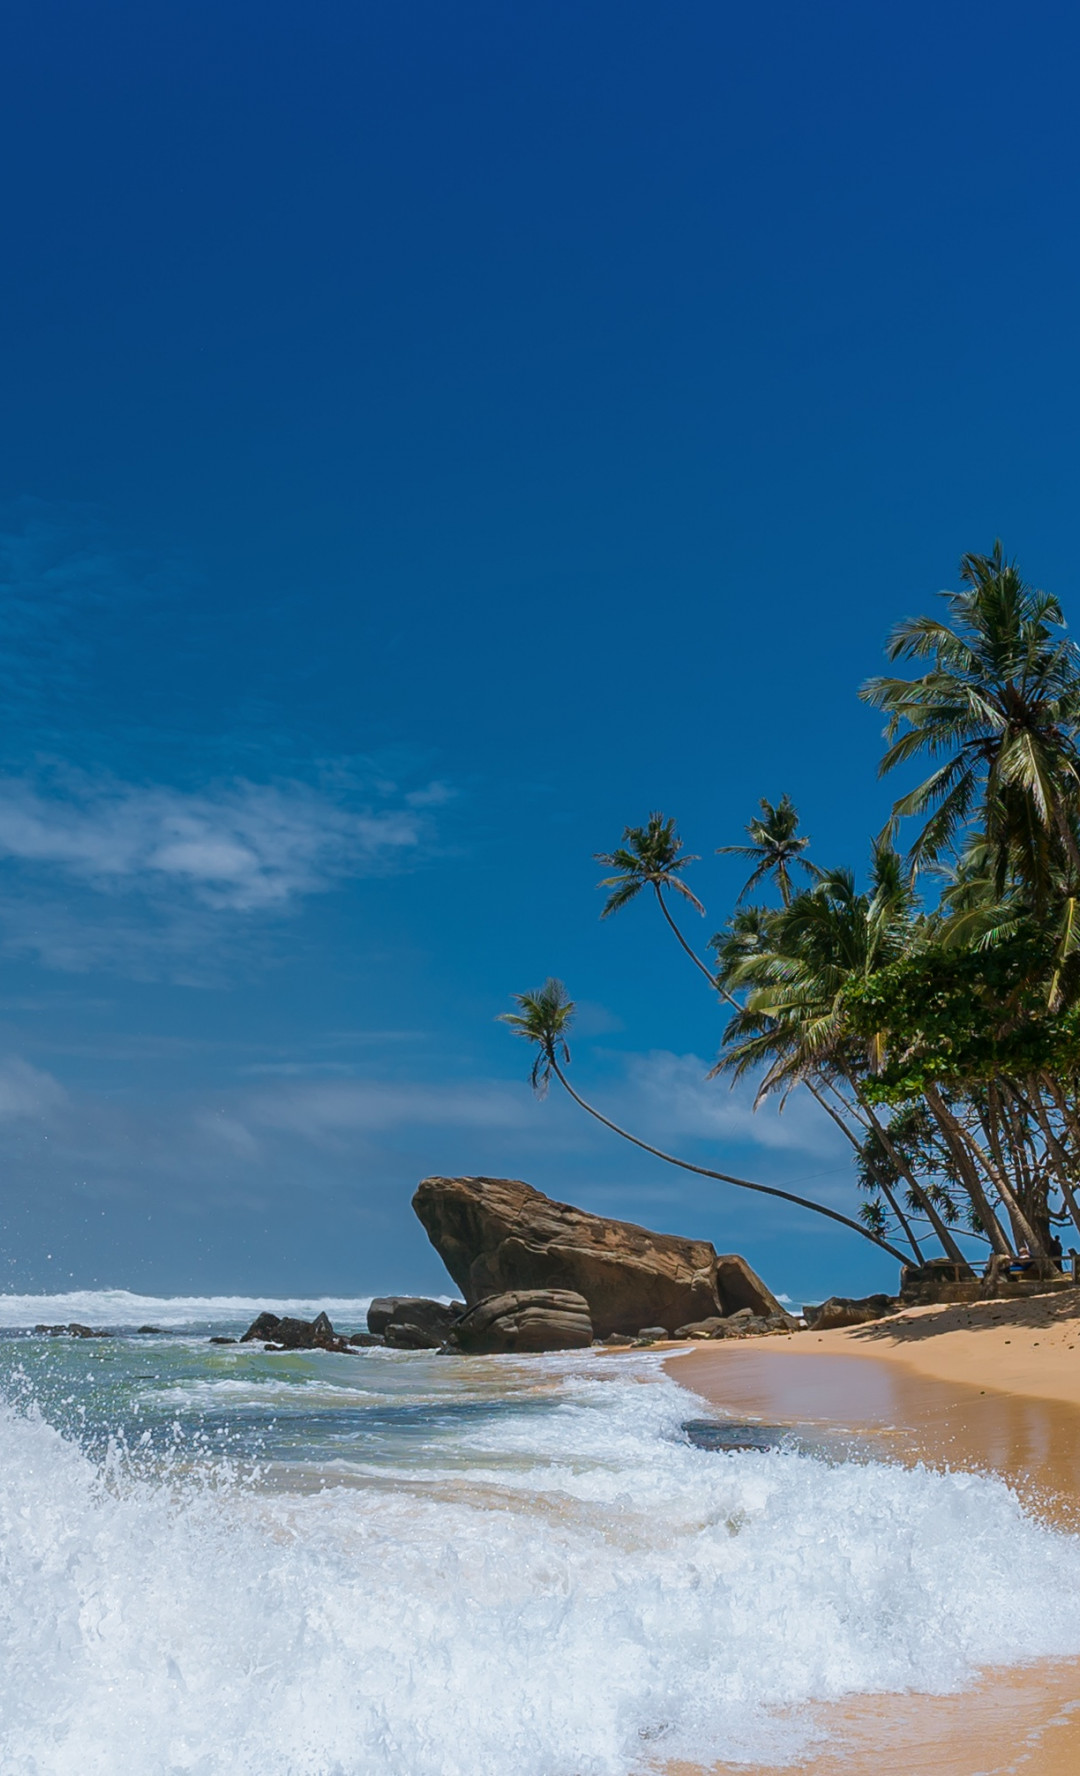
<box><xmin>135</xmin><ymin>1325</ymin><xmax>166</xmax><ymax>1334</ymax></box>
<box><xmin>239</xmin><ymin>1310</ymin><xmax>351</xmax><ymax>1352</ymax></box>
<box><xmin>209</xmin><ymin>1336</ymin><xmax>237</xmax><ymax>1345</ymax></box>
<box><xmin>346</xmin><ymin>1331</ymin><xmax>384</xmax><ymax>1347</ymax></box>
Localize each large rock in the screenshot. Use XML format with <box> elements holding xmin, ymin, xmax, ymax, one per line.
<box><xmin>367</xmin><ymin>1296</ymin><xmax>464</xmax><ymax>1343</ymax></box>
<box><xmin>412</xmin><ymin>1175</ymin><xmax>781</xmax><ymax>1337</ymax></box>
<box><xmin>384</xmin><ymin>1300</ymin><xmax>463</xmax><ymax>1350</ymax></box>
<box><xmin>239</xmin><ymin>1310</ymin><xmax>350</xmax><ymax>1352</ymax></box>
<box><xmin>445</xmin><ymin>1289</ymin><xmax>593</xmax><ymax>1354</ymax></box>
<box><xmin>803</xmin><ymin>1294</ymin><xmax>897</xmax><ymax>1331</ymax></box>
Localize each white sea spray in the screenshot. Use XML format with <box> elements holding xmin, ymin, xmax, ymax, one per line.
<box><xmin>2</xmin><ymin>1310</ymin><xmax>1080</xmax><ymax>1773</ymax></box>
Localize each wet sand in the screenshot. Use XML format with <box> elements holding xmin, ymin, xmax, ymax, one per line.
<box><xmin>665</xmin><ymin>1291</ymin><xmax>1080</xmax><ymax>1773</ymax></box>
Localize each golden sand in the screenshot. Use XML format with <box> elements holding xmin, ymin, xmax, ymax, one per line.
<box><xmin>664</xmin><ymin>1291</ymin><xmax>1080</xmax><ymax>1774</ymax></box>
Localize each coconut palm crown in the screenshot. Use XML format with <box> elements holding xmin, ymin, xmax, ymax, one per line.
<box><xmin>595</xmin><ymin>812</ymin><xmax>703</xmax><ymax>918</ymax></box>
<box><xmin>499</xmin><ymin>978</ymin><xmax>575</xmax><ymax>1095</ymax></box>
<box><xmin>716</xmin><ymin>793</ymin><xmax>815</xmax><ymax>905</ymax></box>
<box><xmin>860</xmin><ymin>542</ymin><xmax>1080</xmax><ymax>900</ymax></box>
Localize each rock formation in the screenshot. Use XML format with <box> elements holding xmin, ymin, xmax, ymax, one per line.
<box><xmin>367</xmin><ymin>1297</ymin><xmax>464</xmax><ymax>1349</ymax></box>
<box><xmin>239</xmin><ymin>1310</ymin><xmax>352</xmax><ymax>1352</ymax></box>
<box><xmin>367</xmin><ymin>1296</ymin><xmax>464</xmax><ymax>1347</ymax></box>
<box><xmin>412</xmin><ymin>1175</ymin><xmax>781</xmax><ymax>1337</ymax></box>
<box><xmin>803</xmin><ymin>1294</ymin><xmax>897</xmax><ymax>1330</ymax></box>
<box><xmin>444</xmin><ymin>1288</ymin><xmax>593</xmax><ymax>1354</ymax></box>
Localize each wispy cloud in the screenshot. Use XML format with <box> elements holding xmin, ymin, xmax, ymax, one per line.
<box><xmin>619</xmin><ymin>1050</ymin><xmax>845</xmax><ymax>1157</ymax></box>
<box><xmin>0</xmin><ymin>1057</ymin><xmax>66</xmax><ymax>1121</ymax></box>
<box><xmin>238</xmin><ymin>1078</ymin><xmax>538</xmax><ymax>1148</ymax></box>
<box><xmin>0</xmin><ymin>773</ymin><xmax>423</xmax><ymax>912</ymax></box>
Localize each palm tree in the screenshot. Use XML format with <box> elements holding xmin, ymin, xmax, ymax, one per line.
<box><xmin>712</xmin><ymin>841</ymin><xmax>975</xmax><ymax>1264</ymax></box>
<box><xmin>860</xmin><ymin>542</ymin><xmax>1080</xmax><ymax>902</ymax></box>
<box><xmin>500</xmin><ymin>979</ymin><xmax>912</xmax><ymax>1263</ymax></box>
<box><xmin>717</xmin><ymin>794</ymin><xmax>816</xmax><ymax>905</ymax></box>
<box><xmin>595</xmin><ymin>813</ymin><xmax>715</xmax><ymax>984</ymax></box>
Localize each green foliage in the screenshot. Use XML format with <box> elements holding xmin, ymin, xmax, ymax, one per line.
<box><xmin>843</xmin><ymin>935</ymin><xmax>1080</xmax><ymax>1100</ymax></box>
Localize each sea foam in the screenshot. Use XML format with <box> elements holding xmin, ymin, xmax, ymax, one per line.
<box><xmin>3</xmin><ymin>1353</ymin><xmax>1080</xmax><ymax>1775</ymax></box>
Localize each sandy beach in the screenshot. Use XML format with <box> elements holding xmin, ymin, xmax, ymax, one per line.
<box><xmin>667</xmin><ymin>1289</ymin><xmax>1080</xmax><ymax>1775</ymax></box>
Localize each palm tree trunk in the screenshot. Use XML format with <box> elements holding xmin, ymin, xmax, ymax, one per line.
<box><xmin>930</xmin><ymin>1086</ymin><xmax>1044</xmax><ymax>1254</ymax></box>
<box><xmin>804</xmin><ymin>1079</ymin><xmax>925</xmax><ymax>1262</ymax></box>
<box><xmin>548</xmin><ymin>1059</ymin><xmax>912</xmax><ymax>1264</ymax></box>
<box><xmin>1017</xmin><ymin>1081</ymin><xmax>1080</xmax><ymax>1243</ymax></box>
<box><xmin>847</xmin><ymin>1080</ymin><xmax>970</xmax><ymax>1264</ymax></box>
<box><xmin>922</xmin><ymin>1084</ymin><xmax>1013</xmax><ymax>1257</ymax></box>
<box><xmin>651</xmin><ymin>884</ymin><xmax>719</xmax><ymax>988</ymax></box>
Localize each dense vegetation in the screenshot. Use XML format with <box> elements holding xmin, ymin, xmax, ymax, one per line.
<box><xmin>504</xmin><ymin>545</ymin><xmax>1080</xmax><ymax>1269</ymax></box>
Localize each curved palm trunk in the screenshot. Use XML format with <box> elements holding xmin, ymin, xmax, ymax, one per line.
<box><xmin>846</xmin><ymin>1079</ymin><xmax>970</xmax><ymax>1265</ymax></box>
<box><xmin>925</xmin><ymin>1084</ymin><xmax>1041</xmax><ymax>1255</ymax></box>
<box><xmin>548</xmin><ymin>1058</ymin><xmax>912</xmax><ymax>1265</ymax></box>
<box><xmin>804</xmin><ymin>1079</ymin><xmax>925</xmax><ymax>1262</ymax></box>
<box><xmin>652</xmin><ymin>884</ymin><xmax>719</xmax><ymax>987</ymax></box>
<box><xmin>1018</xmin><ymin>1082</ymin><xmax>1080</xmax><ymax>1244</ymax></box>
<box><xmin>921</xmin><ymin>1084</ymin><xmax>1013</xmax><ymax>1257</ymax></box>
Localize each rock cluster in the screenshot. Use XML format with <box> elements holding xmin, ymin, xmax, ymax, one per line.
<box><xmin>444</xmin><ymin>1288</ymin><xmax>593</xmax><ymax>1353</ymax></box>
<box><xmin>34</xmin><ymin>1322</ymin><xmax>112</xmax><ymax>1338</ymax></box>
<box><xmin>240</xmin><ymin>1310</ymin><xmax>356</xmax><ymax>1352</ymax></box>
<box><xmin>802</xmin><ymin>1294</ymin><xmax>898</xmax><ymax>1330</ymax></box>
<box><xmin>367</xmin><ymin>1296</ymin><xmax>464</xmax><ymax>1349</ymax></box>
<box><xmin>412</xmin><ymin>1175</ymin><xmax>781</xmax><ymax>1336</ymax></box>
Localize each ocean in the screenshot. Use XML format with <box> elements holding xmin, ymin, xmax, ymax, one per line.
<box><xmin>3</xmin><ymin>1292</ymin><xmax>1080</xmax><ymax>1774</ymax></box>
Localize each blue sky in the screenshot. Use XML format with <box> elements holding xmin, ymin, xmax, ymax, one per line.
<box><xmin>1</xmin><ymin>0</ymin><xmax>1079</xmax><ymax>1303</ymax></box>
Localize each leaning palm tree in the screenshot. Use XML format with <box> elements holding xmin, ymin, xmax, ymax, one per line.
<box><xmin>717</xmin><ymin>794</ymin><xmax>816</xmax><ymax>905</ymax></box>
<box><xmin>595</xmin><ymin>813</ymin><xmax>715</xmax><ymax>983</ymax></box>
<box><xmin>500</xmin><ymin>978</ymin><xmax>912</xmax><ymax>1263</ymax></box>
<box><xmin>860</xmin><ymin>542</ymin><xmax>1080</xmax><ymax>903</ymax></box>
<box><xmin>712</xmin><ymin>841</ymin><xmax>976</xmax><ymax>1264</ymax></box>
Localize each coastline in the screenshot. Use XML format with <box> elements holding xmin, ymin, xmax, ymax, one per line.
<box><xmin>665</xmin><ymin>1289</ymin><xmax>1080</xmax><ymax>1774</ymax></box>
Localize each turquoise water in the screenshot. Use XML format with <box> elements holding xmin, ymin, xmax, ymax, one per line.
<box><xmin>4</xmin><ymin>1292</ymin><xmax>1080</xmax><ymax>1775</ymax></box>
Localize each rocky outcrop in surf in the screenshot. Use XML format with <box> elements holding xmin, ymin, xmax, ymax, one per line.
<box><xmin>412</xmin><ymin>1174</ymin><xmax>781</xmax><ymax>1337</ymax></box>
<box><xmin>367</xmin><ymin>1296</ymin><xmax>464</xmax><ymax>1349</ymax></box>
<box><xmin>444</xmin><ymin>1288</ymin><xmax>593</xmax><ymax>1353</ymax></box>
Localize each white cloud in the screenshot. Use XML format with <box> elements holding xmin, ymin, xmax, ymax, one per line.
<box><xmin>0</xmin><ymin>774</ymin><xmax>425</xmax><ymax>913</ymax></box>
<box><xmin>621</xmin><ymin>1050</ymin><xmax>845</xmax><ymax>1156</ymax></box>
<box><xmin>242</xmin><ymin>1078</ymin><xmax>536</xmax><ymax>1145</ymax></box>
<box><xmin>0</xmin><ymin>1057</ymin><xmax>66</xmax><ymax>1121</ymax></box>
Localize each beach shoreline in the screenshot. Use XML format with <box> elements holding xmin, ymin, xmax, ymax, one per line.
<box><xmin>665</xmin><ymin>1290</ymin><xmax>1080</xmax><ymax>1774</ymax></box>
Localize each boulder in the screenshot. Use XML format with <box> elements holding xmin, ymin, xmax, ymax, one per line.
<box><xmin>367</xmin><ymin>1296</ymin><xmax>464</xmax><ymax>1339</ymax></box>
<box><xmin>35</xmin><ymin>1323</ymin><xmax>111</xmax><ymax>1338</ymax></box>
<box><xmin>374</xmin><ymin>1298</ymin><xmax>464</xmax><ymax>1350</ymax></box>
<box><xmin>239</xmin><ymin>1310</ymin><xmax>351</xmax><ymax>1352</ymax></box>
<box><xmin>675</xmin><ymin>1316</ymin><xmax>730</xmax><ymax>1339</ymax></box>
<box><xmin>413</xmin><ymin>1175</ymin><xmax>781</xmax><ymax>1337</ymax></box>
<box><xmin>444</xmin><ymin>1289</ymin><xmax>594</xmax><ymax>1354</ymax></box>
<box><xmin>803</xmin><ymin>1294</ymin><xmax>898</xmax><ymax>1331</ymax></box>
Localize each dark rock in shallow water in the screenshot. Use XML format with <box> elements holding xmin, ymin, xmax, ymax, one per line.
<box><xmin>135</xmin><ymin>1325</ymin><xmax>166</xmax><ymax>1334</ymax></box>
<box><xmin>444</xmin><ymin>1288</ymin><xmax>593</xmax><ymax>1354</ymax></box>
<box><xmin>34</xmin><ymin>1322</ymin><xmax>112</xmax><ymax>1338</ymax></box>
<box><xmin>209</xmin><ymin>1336</ymin><xmax>237</xmax><ymax>1344</ymax></box>
<box><xmin>412</xmin><ymin>1175</ymin><xmax>781</xmax><ymax>1336</ymax></box>
<box><xmin>803</xmin><ymin>1294</ymin><xmax>897</xmax><ymax>1331</ymax></box>
<box><xmin>239</xmin><ymin>1310</ymin><xmax>351</xmax><ymax>1352</ymax></box>
<box><xmin>374</xmin><ymin>1298</ymin><xmax>464</xmax><ymax>1349</ymax></box>
<box><xmin>367</xmin><ymin>1297</ymin><xmax>463</xmax><ymax>1343</ymax></box>
<box><xmin>346</xmin><ymin>1331</ymin><xmax>384</xmax><ymax>1347</ymax></box>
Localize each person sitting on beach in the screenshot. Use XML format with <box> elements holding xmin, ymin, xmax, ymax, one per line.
<box><xmin>1007</xmin><ymin>1246</ymin><xmax>1035</xmax><ymax>1276</ymax></box>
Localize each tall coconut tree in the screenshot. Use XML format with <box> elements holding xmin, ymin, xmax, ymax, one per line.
<box><xmin>595</xmin><ymin>812</ymin><xmax>716</xmax><ymax>984</ymax></box>
<box><xmin>860</xmin><ymin>542</ymin><xmax>1080</xmax><ymax>904</ymax></box>
<box><xmin>717</xmin><ymin>794</ymin><xmax>817</xmax><ymax>905</ymax></box>
<box><xmin>500</xmin><ymin>979</ymin><xmax>913</xmax><ymax>1263</ymax></box>
<box><xmin>712</xmin><ymin>842</ymin><xmax>974</xmax><ymax>1264</ymax></box>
